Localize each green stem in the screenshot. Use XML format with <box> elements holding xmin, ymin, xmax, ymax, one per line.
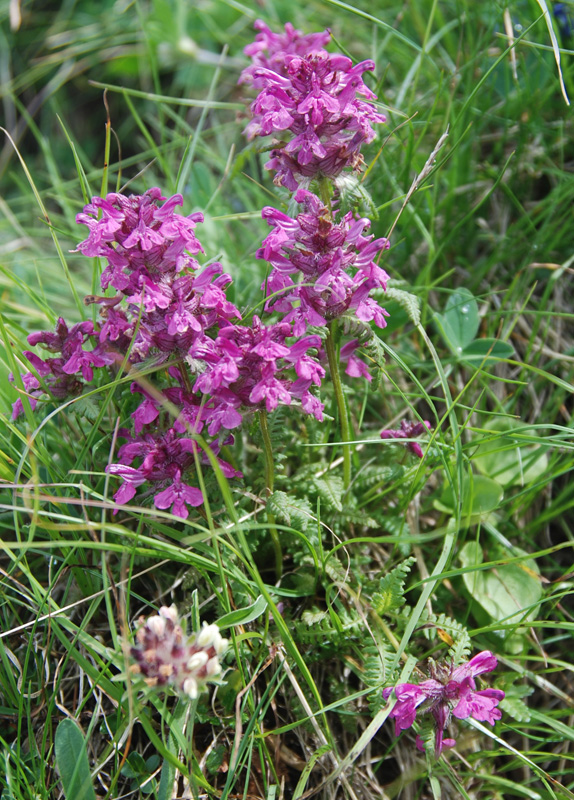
<box><xmin>259</xmin><ymin>410</ymin><xmax>282</xmax><ymax>580</ymax></box>
<box><xmin>317</xmin><ymin>174</ymin><xmax>333</xmax><ymax>215</ymax></box>
<box><xmin>325</xmin><ymin>322</ymin><xmax>352</xmax><ymax>491</ymax></box>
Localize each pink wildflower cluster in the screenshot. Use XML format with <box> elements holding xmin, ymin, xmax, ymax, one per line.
<box><xmin>77</xmin><ymin>188</ymin><xmax>239</xmax><ymax>362</ymax></box>
<box><xmin>11</xmin><ymin>24</ymin><xmax>392</xmax><ymax>519</ymax></box>
<box><xmin>12</xmin><ymin>187</ymin><xmax>327</xmax><ymax>517</ymax></box>
<box><xmin>383</xmin><ymin>651</ymin><xmax>505</xmax><ymax>756</ymax></box>
<box><xmin>10</xmin><ymin>318</ymin><xmax>111</xmax><ymax>420</ymax></box>
<box><xmin>258</xmin><ymin>188</ymin><xmax>389</xmax><ymax>380</ymax></box>
<box><xmin>193</xmin><ymin>315</ymin><xmax>325</xmax><ymax>424</ymax></box>
<box><xmin>240</xmin><ymin>20</ymin><xmax>386</xmax><ymax>190</ymax></box>
<box><xmin>129</xmin><ymin>604</ymin><xmax>228</xmax><ymax>698</ymax></box>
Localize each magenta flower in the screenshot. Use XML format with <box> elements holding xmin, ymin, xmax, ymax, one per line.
<box><xmin>380</xmin><ymin>419</ymin><xmax>433</xmax><ymax>458</ymax></box>
<box><xmin>77</xmin><ymin>191</ymin><xmax>240</xmax><ymax>363</ymax></box>
<box><xmin>129</xmin><ymin>605</ymin><xmax>228</xmax><ymax>698</ymax></box>
<box><xmin>340</xmin><ymin>339</ymin><xmax>373</xmax><ymax>382</ymax></box>
<box><xmin>192</xmin><ymin>316</ymin><xmax>325</xmax><ymax>425</ymax></box>
<box><xmin>383</xmin><ymin>651</ymin><xmax>505</xmax><ymax>756</ymax></box>
<box><xmin>106</xmin><ymin>424</ymin><xmax>240</xmax><ymax>519</ymax></box>
<box><xmin>258</xmin><ymin>189</ymin><xmax>389</xmax><ymax>338</ymax></box>
<box><xmin>76</xmin><ymin>189</ymin><xmax>205</xmax><ymax>293</ymax></box>
<box><xmin>10</xmin><ymin>317</ymin><xmax>110</xmax><ymax>419</ymax></box>
<box><xmin>240</xmin><ymin>20</ymin><xmax>331</xmax><ymax>82</ymax></box>
<box><xmin>241</xmin><ymin>24</ymin><xmax>386</xmax><ymax>189</ymax></box>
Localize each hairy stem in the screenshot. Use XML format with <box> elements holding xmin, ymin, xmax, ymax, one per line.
<box><xmin>259</xmin><ymin>409</ymin><xmax>282</xmax><ymax>580</ymax></box>
<box><xmin>325</xmin><ymin>321</ymin><xmax>352</xmax><ymax>491</ymax></box>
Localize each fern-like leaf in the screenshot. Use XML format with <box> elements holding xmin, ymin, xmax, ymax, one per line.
<box><xmin>371</xmin><ymin>557</ymin><xmax>416</xmax><ymax>616</ymax></box>
<box><xmin>421</xmin><ymin>611</ymin><xmax>472</xmax><ymax>663</ymax></box>
<box><xmin>267</xmin><ymin>491</ymin><xmax>313</xmax><ymax>532</ymax></box>
<box><xmin>384</xmin><ymin>286</ymin><xmax>421</xmax><ymax>326</ymax></box>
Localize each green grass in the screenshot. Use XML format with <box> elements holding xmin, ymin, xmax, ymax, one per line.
<box><xmin>1</xmin><ymin>0</ymin><xmax>574</xmax><ymax>798</ymax></box>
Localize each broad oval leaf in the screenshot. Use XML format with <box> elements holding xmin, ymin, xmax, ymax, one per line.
<box><xmin>473</xmin><ymin>418</ymin><xmax>549</xmax><ymax>487</ymax></box>
<box><xmin>54</xmin><ymin>719</ymin><xmax>97</xmax><ymax>800</ymax></box>
<box><xmin>459</xmin><ymin>541</ymin><xmax>542</xmax><ymax>632</ymax></box>
<box><xmin>436</xmin><ymin>474</ymin><xmax>503</xmax><ymax>519</ymax></box>
<box><xmin>436</xmin><ymin>288</ymin><xmax>479</xmax><ymax>353</ymax></box>
<box><xmin>461</xmin><ymin>337</ymin><xmax>514</xmax><ymax>364</ymax></box>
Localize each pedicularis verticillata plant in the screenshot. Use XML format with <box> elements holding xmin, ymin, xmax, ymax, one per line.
<box><xmin>10</xmin><ymin>20</ymin><xmax>504</xmax><ymax>754</ymax></box>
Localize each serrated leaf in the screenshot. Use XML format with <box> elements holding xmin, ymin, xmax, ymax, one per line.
<box><xmin>385</xmin><ymin>287</ymin><xmax>421</xmax><ymax>326</ymax></box>
<box><xmin>371</xmin><ymin>557</ymin><xmax>415</xmax><ymax>615</ymax></box>
<box><xmin>54</xmin><ymin>719</ymin><xmax>97</xmax><ymax>800</ymax></box>
<box><xmin>313</xmin><ymin>475</ymin><xmax>344</xmax><ymax>512</ymax></box>
<box><xmin>267</xmin><ymin>490</ymin><xmax>312</xmax><ymax>531</ymax></box>
<box><xmin>324</xmin><ymin>557</ymin><xmax>347</xmax><ymax>583</ymax></box>
<box><xmin>71</xmin><ymin>395</ymin><xmax>100</xmax><ymax>421</ymax></box>
<box><xmin>301</xmin><ymin>607</ymin><xmax>329</xmax><ymax>626</ymax></box>
<box><xmin>333</xmin><ymin>173</ymin><xmax>378</xmax><ymax>219</ymax></box>
<box><xmin>339</xmin><ymin>314</ymin><xmax>373</xmax><ymax>342</ymax></box>
<box><xmin>500</xmin><ymin>696</ymin><xmax>531</xmax><ymax>723</ymax></box>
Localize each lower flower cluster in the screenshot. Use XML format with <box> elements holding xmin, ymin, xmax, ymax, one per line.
<box><xmin>11</xmin><ymin>179</ymin><xmax>391</xmax><ymax>517</ymax></box>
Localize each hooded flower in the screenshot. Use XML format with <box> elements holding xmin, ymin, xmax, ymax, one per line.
<box><xmin>192</xmin><ymin>316</ymin><xmax>325</xmax><ymax>427</ymax></box>
<box><xmin>10</xmin><ymin>317</ymin><xmax>110</xmax><ymax>419</ymax></box>
<box><xmin>383</xmin><ymin>651</ymin><xmax>505</xmax><ymax>756</ymax></box>
<box><xmin>106</xmin><ymin>422</ymin><xmax>240</xmax><ymax>519</ymax></box>
<box><xmin>240</xmin><ymin>19</ymin><xmax>331</xmax><ymax>82</ymax></box>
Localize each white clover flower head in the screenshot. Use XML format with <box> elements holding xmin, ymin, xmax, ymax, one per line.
<box><xmin>129</xmin><ymin>605</ymin><xmax>228</xmax><ymax>698</ymax></box>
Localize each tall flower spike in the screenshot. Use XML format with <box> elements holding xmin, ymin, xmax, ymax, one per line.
<box><xmin>241</xmin><ymin>23</ymin><xmax>386</xmax><ymax>189</ymax></box>
<box><xmin>382</xmin><ymin>651</ymin><xmax>505</xmax><ymax>756</ymax></box>
<box><xmin>129</xmin><ymin>605</ymin><xmax>228</xmax><ymax>699</ymax></box>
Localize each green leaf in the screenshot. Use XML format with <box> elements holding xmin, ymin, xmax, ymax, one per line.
<box><xmin>71</xmin><ymin>395</ymin><xmax>101</xmax><ymax>421</ymax></box>
<box><xmin>371</xmin><ymin>557</ymin><xmax>416</xmax><ymax>616</ymax></box>
<box><xmin>313</xmin><ymin>475</ymin><xmax>344</xmax><ymax>512</ymax></box>
<box><xmin>217</xmin><ymin>595</ymin><xmax>268</xmax><ymax>629</ymax></box>
<box><xmin>459</xmin><ymin>541</ymin><xmax>542</xmax><ymax>631</ymax></box>
<box><xmin>500</xmin><ymin>696</ymin><xmax>532</xmax><ymax>723</ymax></box>
<box><xmin>435</xmin><ymin>288</ymin><xmax>479</xmax><ymax>353</ymax></box>
<box><xmin>205</xmin><ymin>744</ymin><xmax>227</xmax><ymax>775</ymax></box>
<box><xmin>385</xmin><ymin>287</ymin><xmax>421</xmax><ymax>326</ymax></box>
<box><xmin>473</xmin><ymin>418</ymin><xmax>549</xmax><ymax>487</ymax></box>
<box><xmin>435</xmin><ymin>474</ymin><xmax>503</xmax><ymax>520</ymax></box>
<box><xmin>267</xmin><ymin>491</ymin><xmax>313</xmax><ymax>532</ymax></box>
<box><xmin>54</xmin><ymin>719</ymin><xmax>97</xmax><ymax>800</ymax></box>
<box><xmin>461</xmin><ymin>338</ymin><xmax>514</xmax><ymax>364</ymax></box>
